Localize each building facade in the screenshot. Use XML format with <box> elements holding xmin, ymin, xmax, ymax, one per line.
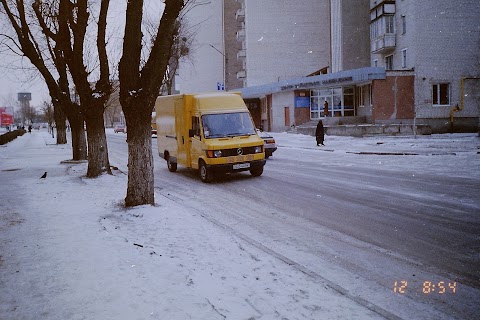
<box><xmin>370</xmin><ymin>0</ymin><xmax>480</xmax><ymax>132</ymax></box>
<box><xmin>239</xmin><ymin>0</ymin><xmax>330</xmax><ymax>87</ymax></box>
<box><xmin>177</xmin><ymin>0</ymin><xmax>480</xmax><ymax>133</ymax></box>
<box><xmin>176</xmin><ymin>0</ymin><xmax>225</xmax><ymax>93</ymax></box>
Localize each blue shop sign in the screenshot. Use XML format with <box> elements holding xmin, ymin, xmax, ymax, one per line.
<box><xmin>295</xmin><ymin>96</ymin><xmax>310</xmax><ymax>108</ymax></box>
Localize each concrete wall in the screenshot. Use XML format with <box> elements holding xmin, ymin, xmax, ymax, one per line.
<box><xmin>340</xmin><ymin>0</ymin><xmax>371</xmax><ymax>71</ymax></box>
<box><xmin>245</xmin><ymin>0</ymin><xmax>330</xmax><ymax>86</ymax></box>
<box><xmin>271</xmin><ymin>91</ymin><xmax>295</xmax><ymax>132</ymax></box>
<box><xmin>297</xmin><ymin>123</ymin><xmax>432</xmax><ymax>137</ymax></box>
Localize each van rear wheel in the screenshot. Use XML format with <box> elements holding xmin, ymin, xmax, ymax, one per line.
<box><xmin>167</xmin><ymin>156</ymin><xmax>177</xmax><ymax>172</ymax></box>
<box><xmin>199</xmin><ymin>160</ymin><xmax>213</xmax><ymax>183</ymax></box>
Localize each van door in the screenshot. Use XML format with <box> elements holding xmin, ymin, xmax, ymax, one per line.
<box><xmin>190</xmin><ymin>115</ymin><xmax>202</xmax><ymax>169</ymax></box>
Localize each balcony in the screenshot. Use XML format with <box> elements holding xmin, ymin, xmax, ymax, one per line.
<box><xmin>236</xmin><ymin>28</ymin><xmax>246</xmax><ymax>41</ymax></box>
<box><xmin>236</xmin><ymin>8</ymin><xmax>245</xmax><ymax>21</ymax></box>
<box><xmin>237</xmin><ymin>49</ymin><xmax>246</xmax><ymax>60</ymax></box>
<box><xmin>371</xmin><ymin>34</ymin><xmax>396</xmax><ymax>53</ymax></box>
<box><xmin>237</xmin><ymin>70</ymin><xmax>246</xmax><ymax>79</ymax></box>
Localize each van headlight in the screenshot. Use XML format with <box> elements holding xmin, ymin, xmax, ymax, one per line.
<box><xmin>207</xmin><ymin>150</ymin><xmax>223</xmax><ymax>158</ymax></box>
<box><xmin>254</xmin><ymin>146</ymin><xmax>263</xmax><ymax>153</ymax></box>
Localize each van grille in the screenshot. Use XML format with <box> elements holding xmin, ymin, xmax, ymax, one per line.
<box><xmin>221</xmin><ymin>146</ymin><xmax>260</xmax><ymax>157</ymax></box>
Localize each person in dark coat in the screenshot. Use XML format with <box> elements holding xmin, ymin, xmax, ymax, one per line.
<box><xmin>315</xmin><ymin>120</ymin><xmax>325</xmax><ymax>146</ymax></box>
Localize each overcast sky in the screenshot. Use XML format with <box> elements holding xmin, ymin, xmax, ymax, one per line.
<box><xmin>0</xmin><ymin>1</ymin><xmax>166</xmax><ymax>110</ymax></box>
<box><xmin>0</xmin><ymin>53</ymin><xmax>49</xmax><ymax>108</ymax></box>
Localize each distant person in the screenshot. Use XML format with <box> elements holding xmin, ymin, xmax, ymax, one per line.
<box><xmin>323</xmin><ymin>100</ymin><xmax>329</xmax><ymax>117</ymax></box>
<box><xmin>28</xmin><ymin>125</ymin><xmax>32</xmax><ymax>133</ymax></box>
<box><xmin>315</xmin><ymin>120</ymin><xmax>325</xmax><ymax>146</ymax></box>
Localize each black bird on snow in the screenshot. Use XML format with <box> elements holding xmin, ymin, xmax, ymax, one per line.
<box><xmin>40</xmin><ymin>172</ymin><xmax>47</xmax><ymax>179</ymax></box>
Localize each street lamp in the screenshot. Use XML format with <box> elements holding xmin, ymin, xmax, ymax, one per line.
<box><xmin>209</xmin><ymin>43</ymin><xmax>226</xmax><ymax>91</ymax></box>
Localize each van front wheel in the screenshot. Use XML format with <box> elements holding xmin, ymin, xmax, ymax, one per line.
<box><xmin>167</xmin><ymin>157</ymin><xmax>177</xmax><ymax>172</ymax></box>
<box><xmin>250</xmin><ymin>167</ymin><xmax>263</xmax><ymax>177</ymax></box>
<box><xmin>199</xmin><ymin>160</ymin><xmax>213</xmax><ymax>183</ymax></box>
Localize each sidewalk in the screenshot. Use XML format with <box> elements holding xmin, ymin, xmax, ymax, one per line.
<box><xmin>0</xmin><ymin>131</ymin><xmax>386</xmax><ymax>320</ymax></box>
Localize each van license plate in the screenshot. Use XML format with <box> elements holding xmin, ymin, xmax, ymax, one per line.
<box><xmin>233</xmin><ymin>163</ymin><xmax>250</xmax><ymax>169</ymax></box>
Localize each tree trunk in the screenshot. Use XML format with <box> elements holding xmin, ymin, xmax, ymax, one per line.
<box><xmin>58</xmin><ymin>101</ymin><xmax>87</xmax><ymax>161</ymax></box>
<box><xmin>125</xmin><ymin>113</ymin><xmax>154</xmax><ymax>206</ymax></box>
<box><xmin>85</xmin><ymin>113</ymin><xmax>111</xmax><ymax>177</ymax></box>
<box><xmin>69</xmin><ymin>115</ymin><xmax>87</xmax><ymax>161</ymax></box>
<box><xmin>54</xmin><ymin>103</ymin><xmax>67</xmax><ymax>144</ymax></box>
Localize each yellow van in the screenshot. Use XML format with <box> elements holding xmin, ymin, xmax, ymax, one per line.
<box><xmin>155</xmin><ymin>92</ymin><xmax>265</xmax><ymax>182</ymax></box>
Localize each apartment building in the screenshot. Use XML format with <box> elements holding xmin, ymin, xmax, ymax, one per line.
<box><xmin>370</xmin><ymin>0</ymin><xmax>480</xmax><ymax>132</ymax></box>
<box><xmin>177</xmin><ymin>0</ymin><xmax>479</xmax><ymax>133</ymax></box>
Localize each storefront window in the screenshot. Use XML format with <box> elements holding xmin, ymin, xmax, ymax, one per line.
<box><xmin>310</xmin><ymin>96</ymin><xmax>319</xmax><ymax>119</ymax></box>
<box><xmin>310</xmin><ymin>87</ymin><xmax>356</xmax><ymax>119</ymax></box>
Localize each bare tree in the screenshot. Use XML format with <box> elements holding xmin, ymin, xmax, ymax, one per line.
<box><xmin>161</xmin><ymin>19</ymin><xmax>194</xmax><ymax>95</ymax></box>
<box><xmin>119</xmin><ymin>0</ymin><xmax>185</xmax><ymax>206</ymax></box>
<box><xmin>0</xmin><ymin>0</ymin><xmax>87</xmax><ymax>160</ymax></box>
<box><xmin>104</xmin><ymin>81</ymin><xmax>121</xmax><ymax>128</ymax></box>
<box><xmin>23</xmin><ymin>104</ymin><xmax>37</xmax><ymax>124</ymax></box>
<box><xmin>41</xmin><ymin>101</ymin><xmax>54</xmax><ymax>127</ymax></box>
<box><xmin>52</xmin><ymin>0</ymin><xmax>112</xmax><ymax>176</ymax></box>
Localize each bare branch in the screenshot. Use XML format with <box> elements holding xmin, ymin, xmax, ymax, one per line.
<box><xmin>95</xmin><ymin>0</ymin><xmax>110</xmax><ymax>95</ymax></box>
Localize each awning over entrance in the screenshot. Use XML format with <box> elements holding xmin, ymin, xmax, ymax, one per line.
<box><xmin>237</xmin><ymin>67</ymin><xmax>386</xmax><ymax>99</ymax></box>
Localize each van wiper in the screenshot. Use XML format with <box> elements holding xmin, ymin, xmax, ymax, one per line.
<box><xmin>227</xmin><ymin>132</ymin><xmax>255</xmax><ymax>137</ymax></box>
<box><xmin>207</xmin><ymin>133</ymin><xmax>228</xmax><ymax>138</ymax></box>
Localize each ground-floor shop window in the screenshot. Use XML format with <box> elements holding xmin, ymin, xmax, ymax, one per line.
<box><xmin>310</xmin><ymin>87</ymin><xmax>356</xmax><ymax>119</ymax></box>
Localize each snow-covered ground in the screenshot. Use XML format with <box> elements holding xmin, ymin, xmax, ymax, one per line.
<box><xmin>0</xmin><ymin>130</ymin><xmax>479</xmax><ymax>319</ymax></box>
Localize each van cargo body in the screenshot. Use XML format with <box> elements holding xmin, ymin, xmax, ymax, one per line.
<box><xmin>155</xmin><ymin>93</ymin><xmax>266</xmax><ymax>182</ymax></box>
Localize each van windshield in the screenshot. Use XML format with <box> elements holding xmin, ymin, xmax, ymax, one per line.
<box><xmin>202</xmin><ymin>112</ymin><xmax>256</xmax><ymax>138</ymax></box>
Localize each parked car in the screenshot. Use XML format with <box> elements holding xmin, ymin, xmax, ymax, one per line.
<box><xmin>114</xmin><ymin>125</ymin><xmax>126</xmax><ymax>133</ymax></box>
<box><xmin>151</xmin><ymin>126</ymin><xmax>157</xmax><ymax>138</ymax></box>
<box><xmin>257</xmin><ymin>129</ymin><xmax>277</xmax><ymax>158</ymax></box>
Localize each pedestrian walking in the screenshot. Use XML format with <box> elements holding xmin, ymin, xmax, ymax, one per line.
<box><xmin>323</xmin><ymin>100</ymin><xmax>329</xmax><ymax>117</ymax></box>
<box><xmin>28</xmin><ymin>125</ymin><xmax>32</xmax><ymax>133</ymax></box>
<box><xmin>315</xmin><ymin>120</ymin><xmax>325</xmax><ymax>146</ymax></box>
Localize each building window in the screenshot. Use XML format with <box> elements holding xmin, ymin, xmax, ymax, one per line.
<box><xmin>370</xmin><ymin>14</ymin><xmax>395</xmax><ymax>38</ymax></box>
<box><xmin>432</xmin><ymin>83</ymin><xmax>450</xmax><ymax>106</ymax></box>
<box><xmin>401</xmin><ymin>15</ymin><xmax>406</xmax><ymax>34</ymax></box>
<box><xmin>357</xmin><ymin>87</ymin><xmax>364</xmax><ymax>107</ymax></box>
<box><xmin>401</xmin><ymin>49</ymin><xmax>407</xmax><ymax>68</ymax></box>
<box><xmin>343</xmin><ymin>87</ymin><xmax>355</xmax><ymax>117</ymax></box>
<box><xmin>374</xmin><ymin>59</ymin><xmax>378</xmax><ymax>67</ymax></box>
<box><xmin>369</xmin><ymin>84</ymin><xmax>373</xmax><ymax>107</ymax></box>
<box><xmin>385</xmin><ymin>15</ymin><xmax>395</xmax><ymax>34</ymax></box>
<box><xmin>385</xmin><ymin>55</ymin><xmax>393</xmax><ymax>70</ymax></box>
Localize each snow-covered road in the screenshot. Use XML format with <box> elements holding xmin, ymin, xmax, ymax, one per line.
<box><xmin>1</xmin><ymin>129</ymin><xmax>479</xmax><ymax>319</ymax></box>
